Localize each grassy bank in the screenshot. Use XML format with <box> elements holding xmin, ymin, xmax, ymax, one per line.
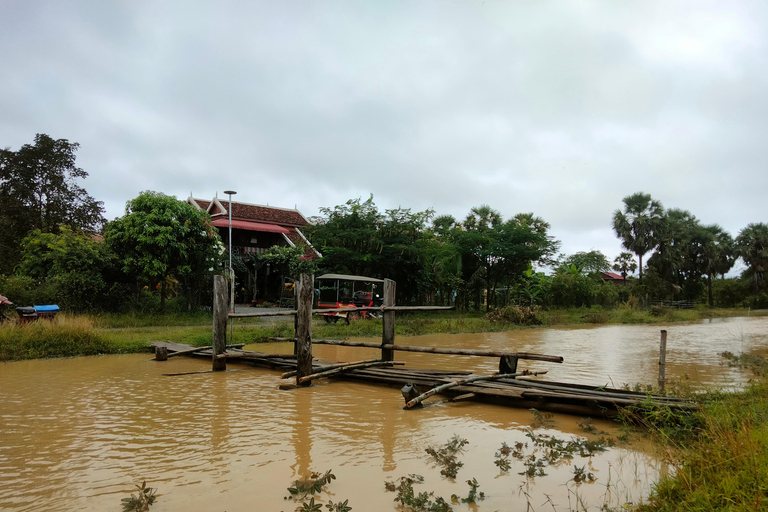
<box><xmin>633</xmin><ymin>374</ymin><xmax>768</xmax><ymax>511</ymax></box>
<box><xmin>1</xmin><ymin>306</ymin><xmax>764</xmax><ymax>362</ymax></box>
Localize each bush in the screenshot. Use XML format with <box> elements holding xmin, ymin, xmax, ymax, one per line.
<box><xmin>485</xmin><ymin>305</ymin><xmax>542</xmax><ymax>325</ymax></box>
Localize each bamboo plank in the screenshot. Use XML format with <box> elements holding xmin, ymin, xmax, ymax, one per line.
<box><xmin>298</xmin><ymin>361</ymin><xmax>404</xmax><ymax>384</ymax></box>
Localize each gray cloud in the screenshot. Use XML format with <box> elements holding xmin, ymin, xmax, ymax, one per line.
<box><xmin>2</xmin><ymin>0</ymin><xmax>766</xmax><ymax>266</ymax></box>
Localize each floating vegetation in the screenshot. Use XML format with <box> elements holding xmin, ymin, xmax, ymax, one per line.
<box><xmin>451</xmin><ymin>478</ymin><xmax>485</xmax><ymax>504</ymax></box>
<box><xmin>577</xmin><ymin>418</ymin><xmax>610</xmax><ymax>436</ymax></box>
<box><xmin>571</xmin><ymin>465</ymin><xmax>597</xmax><ymax>484</ymax></box>
<box><xmin>385</xmin><ymin>474</ymin><xmax>452</xmax><ymax>512</ymax></box>
<box><xmin>425</xmin><ymin>435</ymin><xmax>468</xmax><ymax>478</ymax></box>
<box><xmin>529</xmin><ymin>408</ymin><xmax>556</xmax><ymax>429</ymax></box>
<box><xmin>285</xmin><ymin>470</ymin><xmax>351</xmax><ymax>511</ymax></box>
<box><xmin>720</xmin><ymin>350</ymin><xmax>768</xmax><ymax>376</ymax></box>
<box><xmin>120</xmin><ymin>481</ymin><xmax>157</xmax><ymax>512</ymax></box>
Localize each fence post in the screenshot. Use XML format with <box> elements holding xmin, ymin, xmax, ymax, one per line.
<box><xmin>212</xmin><ymin>274</ymin><xmax>228</xmax><ymax>371</ymax></box>
<box><xmin>658</xmin><ymin>329</ymin><xmax>667</xmax><ymax>392</ymax></box>
<box><xmin>295</xmin><ymin>273</ymin><xmax>314</xmax><ymax>386</ymax></box>
<box><xmin>382</xmin><ymin>279</ymin><xmax>396</xmax><ymax>361</ymax></box>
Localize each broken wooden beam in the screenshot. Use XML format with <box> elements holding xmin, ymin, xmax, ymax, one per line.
<box><xmin>297</xmin><ymin>360</ymin><xmax>403</xmax><ymax>384</ymax></box>
<box><xmin>404</xmin><ymin>370</ymin><xmax>548</xmax><ymax>409</ymax></box>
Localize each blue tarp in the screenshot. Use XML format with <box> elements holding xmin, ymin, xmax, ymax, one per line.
<box><xmin>33</xmin><ymin>305</ymin><xmax>60</xmax><ymax>313</ymax></box>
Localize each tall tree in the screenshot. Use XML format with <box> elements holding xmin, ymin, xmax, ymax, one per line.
<box><xmin>613</xmin><ymin>252</ymin><xmax>638</xmax><ymax>283</ymax></box>
<box><xmin>736</xmin><ymin>223</ymin><xmax>768</xmax><ymax>293</ymax></box>
<box><xmin>305</xmin><ymin>196</ymin><xmax>433</xmax><ymax>304</ymax></box>
<box><xmin>612</xmin><ymin>192</ymin><xmax>664</xmax><ymax>281</ymax></box>
<box><xmin>563</xmin><ymin>250</ymin><xmax>611</xmax><ymax>275</ymax></box>
<box><xmin>105</xmin><ymin>191</ymin><xmax>222</xmax><ymax>311</ymax></box>
<box><xmin>701</xmin><ymin>224</ymin><xmax>735</xmax><ymax>306</ymax></box>
<box><xmin>0</xmin><ymin>134</ymin><xmax>104</xmax><ymax>273</ymax></box>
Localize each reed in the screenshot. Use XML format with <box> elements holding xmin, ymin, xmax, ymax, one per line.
<box><xmin>635</xmin><ymin>380</ymin><xmax>768</xmax><ymax>511</ymax></box>
<box><xmin>0</xmin><ymin>314</ymin><xmax>141</xmax><ymax>360</ymax></box>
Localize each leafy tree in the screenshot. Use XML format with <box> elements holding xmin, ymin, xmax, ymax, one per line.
<box><xmin>612</xmin><ymin>252</ymin><xmax>638</xmax><ymax>283</ymax></box>
<box><xmin>562</xmin><ymin>250</ymin><xmax>611</xmax><ymax>275</ymax></box>
<box><xmin>453</xmin><ymin>207</ymin><xmax>559</xmax><ymax>310</ymax></box>
<box><xmin>0</xmin><ymin>134</ymin><xmax>105</xmax><ymax>274</ymax></box>
<box><xmin>612</xmin><ymin>192</ymin><xmax>664</xmax><ymax>281</ymax></box>
<box><xmin>736</xmin><ymin>223</ymin><xmax>768</xmax><ymax>293</ymax></box>
<box><xmin>305</xmin><ymin>196</ymin><xmax>433</xmax><ymax>304</ymax></box>
<box><xmin>13</xmin><ymin>226</ymin><xmax>114</xmax><ymax>311</ymax></box>
<box><xmin>105</xmin><ymin>191</ymin><xmax>223</xmax><ymax>311</ymax></box>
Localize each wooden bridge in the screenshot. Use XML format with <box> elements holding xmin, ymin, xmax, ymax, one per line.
<box><xmin>151</xmin><ymin>274</ymin><xmax>695</xmax><ymax>417</ymax></box>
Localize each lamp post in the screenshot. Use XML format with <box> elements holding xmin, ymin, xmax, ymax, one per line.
<box><xmin>223</xmin><ymin>190</ymin><xmax>237</xmax><ymax>344</ymax></box>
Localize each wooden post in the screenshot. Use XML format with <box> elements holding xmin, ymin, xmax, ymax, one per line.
<box><xmin>382</xmin><ymin>279</ymin><xmax>396</xmax><ymax>361</ymax></box>
<box><xmin>499</xmin><ymin>355</ymin><xmax>518</xmax><ymax>375</ymax></box>
<box><xmin>212</xmin><ymin>274</ymin><xmax>228</xmax><ymax>372</ymax></box>
<box><xmin>154</xmin><ymin>346</ymin><xmax>168</xmax><ymax>361</ymax></box>
<box><xmin>658</xmin><ymin>329</ymin><xmax>667</xmax><ymax>392</ymax></box>
<box><xmin>295</xmin><ymin>273</ymin><xmax>314</xmax><ymax>386</ymax></box>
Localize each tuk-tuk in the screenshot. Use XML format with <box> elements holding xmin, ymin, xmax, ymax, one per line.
<box><xmin>0</xmin><ymin>294</ymin><xmax>12</xmax><ymax>323</ymax></box>
<box><xmin>316</xmin><ymin>274</ymin><xmax>383</xmax><ymax>324</ymax></box>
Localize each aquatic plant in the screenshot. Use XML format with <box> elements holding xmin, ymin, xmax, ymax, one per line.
<box><xmin>120</xmin><ymin>481</ymin><xmax>157</xmax><ymax>512</ymax></box>
<box><xmin>720</xmin><ymin>350</ymin><xmax>768</xmax><ymax>377</ymax></box>
<box><xmin>287</xmin><ymin>470</ymin><xmax>336</xmax><ymax>499</ymax></box>
<box><xmin>385</xmin><ymin>474</ymin><xmax>452</xmax><ymax>512</ymax></box>
<box><xmin>425</xmin><ymin>435</ymin><xmax>468</xmax><ymax>478</ymax></box>
<box><xmin>529</xmin><ymin>408</ymin><xmax>556</xmax><ymax>429</ymax></box>
<box><xmin>451</xmin><ymin>478</ymin><xmax>485</xmax><ymax>504</ymax></box>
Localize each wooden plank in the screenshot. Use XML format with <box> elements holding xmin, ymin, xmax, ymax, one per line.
<box><xmin>404</xmin><ymin>370</ymin><xmax>549</xmax><ymax>409</ymax></box>
<box><xmin>298</xmin><ymin>361</ymin><xmax>404</xmax><ymax>384</ymax></box>
<box><xmin>310</xmin><ymin>339</ymin><xmax>563</xmax><ymax>362</ymax></box>
<box><xmin>281</xmin><ymin>358</ymin><xmax>401</xmax><ymax>379</ymax></box>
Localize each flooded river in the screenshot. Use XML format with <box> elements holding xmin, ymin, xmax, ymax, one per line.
<box><xmin>1</xmin><ymin>316</ymin><xmax>766</xmax><ymax>511</ymax></box>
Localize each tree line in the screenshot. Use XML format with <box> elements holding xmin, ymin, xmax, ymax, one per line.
<box><xmin>2</xmin><ymin>134</ymin><xmax>766</xmax><ymax>313</ymax></box>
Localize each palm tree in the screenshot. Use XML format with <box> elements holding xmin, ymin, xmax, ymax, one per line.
<box><xmin>701</xmin><ymin>224</ymin><xmax>735</xmax><ymax>306</ymax></box>
<box><xmin>613</xmin><ymin>252</ymin><xmax>638</xmax><ymax>284</ymax></box>
<box><xmin>612</xmin><ymin>192</ymin><xmax>664</xmax><ymax>281</ymax></box>
<box><xmin>736</xmin><ymin>223</ymin><xmax>768</xmax><ymax>293</ymax></box>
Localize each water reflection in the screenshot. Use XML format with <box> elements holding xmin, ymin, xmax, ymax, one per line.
<box><xmin>0</xmin><ymin>316</ymin><xmax>765</xmax><ymax>511</ymax></box>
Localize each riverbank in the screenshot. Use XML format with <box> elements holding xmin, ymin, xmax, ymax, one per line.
<box><xmin>633</xmin><ymin>367</ymin><xmax>767</xmax><ymax>511</ymax></box>
<box><xmin>1</xmin><ymin>307</ymin><xmax>765</xmax><ymax>362</ymax></box>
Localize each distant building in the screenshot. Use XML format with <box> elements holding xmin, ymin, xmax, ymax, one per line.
<box><xmin>188</xmin><ymin>195</ymin><xmax>319</xmax><ymax>303</ymax></box>
<box><xmin>600</xmin><ymin>271</ymin><xmax>628</xmax><ymax>285</ymax></box>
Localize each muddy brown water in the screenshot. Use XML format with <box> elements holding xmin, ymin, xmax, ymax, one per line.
<box><xmin>1</xmin><ymin>316</ymin><xmax>765</xmax><ymax>511</ymax></box>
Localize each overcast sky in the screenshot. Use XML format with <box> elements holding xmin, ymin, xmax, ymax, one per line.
<box><xmin>2</xmin><ymin>0</ymin><xmax>766</xmax><ymax>268</ymax></box>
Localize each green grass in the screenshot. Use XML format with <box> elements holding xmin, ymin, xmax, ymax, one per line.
<box><xmin>1</xmin><ymin>307</ymin><xmax>764</xmax><ymax>362</ymax></box>
<box><xmin>634</xmin><ymin>378</ymin><xmax>768</xmax><ymax>512</ymax></box>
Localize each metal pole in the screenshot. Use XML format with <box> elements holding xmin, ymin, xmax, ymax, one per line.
<box><xmin>223</xmin><ymin>190</ymin><xmax>237</xmax><ymax>345</ymax></box>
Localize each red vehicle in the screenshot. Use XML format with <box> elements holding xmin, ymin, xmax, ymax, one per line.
<box><xmin>316</xmin><ymin>274</ymin><xmax>383</xmax><ymax>324</ymax></box>
<box><xmin>0</xmin><ymin>294</ymin><xmax>12</xmax><ymax>323</ymax></box>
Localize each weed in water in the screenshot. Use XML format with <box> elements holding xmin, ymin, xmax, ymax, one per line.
<box><xmin>385</xmin><ymin>475</ymin><xmax>452</xmax><ymax>512</ymax></box>
<box><xmin>451</xmin><ymin>478</ymin><xmax>485</xmax><ymax>504</ymax></box>
<box><xmin>425</xmin><ymin>435</ymin><xmax>468</xmax><ymax>479</ymax></box>
<box><xmin>494</xmin><ymin>442</ymin><xmax>512</xmax><ymax>472</ymax></box>
<box><xmin>120</xmin><ymin>481</ymin><xmax>157</xmax><ymax>512</ymax></box>
<box><xmin>530</xmin><ymin>408</ymin><xmax>556</xmax><ymax>429</ymax></box>
<box><xmin>287</xmin><ymin>470</ymin><xmax>337</xmax><ymax>499</ymax></box>
<box><xmin>571</xmin><ymin>465</ymin><xmax>597</xmax><ymax>485</ymax></box>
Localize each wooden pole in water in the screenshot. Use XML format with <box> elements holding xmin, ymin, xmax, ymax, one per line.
<box><xmin>212</xmin><ymin>274</ymin><xmax>228</xmax><ymax>371</ymax></box>
<box><xmin>658</xmin><ymin>329</ymin><xmax>667</xmax><ymax>392</ymax></box>
<box><xmin>382</xmin><ymin>279</ymin><xmax>396</xmax><ymax>361</ymax></box>
<box><xmin>295</xmin><ymin>273</ymin><xmax>314</xmax><ymax>386</ymax></box>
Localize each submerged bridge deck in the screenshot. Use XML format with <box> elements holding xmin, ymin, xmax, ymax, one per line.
<box><xmin>152</xmin><ymin>341</ymin><xmax>695</xmax><ymax>418</ymax></box>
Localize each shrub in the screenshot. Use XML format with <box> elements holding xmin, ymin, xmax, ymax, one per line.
<box><xmin>485</xmin><ymin>305</ymin><xmax>542</xmax><ymax>325</ymax></box>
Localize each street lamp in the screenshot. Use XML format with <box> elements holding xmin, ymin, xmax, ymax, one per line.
<box><xmin>223</xmin><ymin>190</ymin><xmax>237</xmax><ymax>312</ymax></box>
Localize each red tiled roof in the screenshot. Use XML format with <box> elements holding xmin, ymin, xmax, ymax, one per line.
<box><xmin>601</xmin><ymin>271</ymin><xmax>625</xmax><ymax>280</ymax></box>
<box><xmin>211</xmin><ymin>218</ymin><xmax>289</xmax><ymax>234</ymax></box>
<box><xmin>189</xmin><ymin>197</ymin><xmax>309</xmax><ymax>227</ymax></box>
